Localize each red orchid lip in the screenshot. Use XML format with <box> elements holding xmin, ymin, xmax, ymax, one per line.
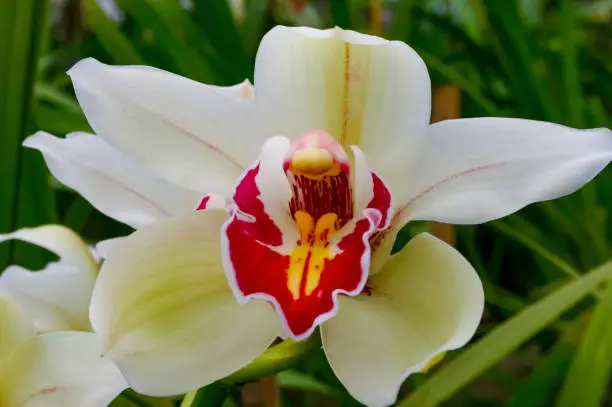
<box><xmin>219</xmin><ymin>133</ymin><xmax>393</xmax><ymax>340</ymax></box>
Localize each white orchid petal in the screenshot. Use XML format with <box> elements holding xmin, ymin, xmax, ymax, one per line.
<box><xmin>195</xmin><ymin>193</ymin><xmax>230</xmax><ymax>211</ymax></box>
<box><xmin>224</xmin><ymin>79</ymin><xmax>255</xmax><ymax>100</ymax></box>
<box><xmin>0</xmin><ymin>297</ymin><xmax>36</xmax><ymax>358</ymax></box>
<box><xmin>68</xmin><ymin>58</ymin><xmax>265</xmax><ymax>193</ymax></box>
<box><xmin>351</xmin><ymin>146</ymin><xmax>375</xmax><ymax>216</ymax></box>
<box><xmin>369</xmin><ymin>228</ymin><xmax>397</xmax><ymax>275</ymax></box>
<box><xmin>253</xmin><ymin>136</ymin><xmax>296</xmax><ymax>243</ymax></box>
<box><xmin>90</xmin><ymin>211</ymin><xmax>281</xmax><ymax>396</ymax></box>
<box><xmin>405</xmin><ymin>118</ymin><xmax>612</xmax><ymax>224</ymax></box>
<box><xmin>321</xmin><ymin>233</ymin><xmax>483</xmax><ymax>407</ymax></box>
<box><xmin>94</xmin><ymin>237</ymin><xmax>126</xmax><ymax>260</ymax></box>
<box><xmin>0</xmin><ymin>332</ymin><xmax>127</xmax><ymax>407</ymax></box>
<box><xmin>254</xmin><ymin>26</ymin><xmax>431</xmax><ymax>201</ymax></box>
<box><xmin>24</xmin><ymin>132</ymin><xmax>201</xmax><ymax>229</ymax></box>
<box><xmin>0</xmin><ymin>225</ymin><xmax>95</xmax><ymax>273</ymax></box>
<box><xmin>0</xmin><ymin>264</ymin><xmax>94</xmax><ymax>332</ymax></box>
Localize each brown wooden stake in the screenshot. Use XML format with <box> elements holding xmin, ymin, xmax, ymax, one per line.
<box><xmin>260</xmin><ymin>376</ymin><xmax>280</xmax><ymax>407</ymax></box>
<box><xmin>430</xmin><ymin>87</ymin><xmax>461</xmax><ymax>246</ymax></box>
<box><xmin>241</xmin><ymin>375</ymin><xmax>280</xmax><ymax>407</ymax></box>
<box><xmin>370</xmin><ymin>0</ymin><xmax>383</xmax><ymax>35</ymax></box>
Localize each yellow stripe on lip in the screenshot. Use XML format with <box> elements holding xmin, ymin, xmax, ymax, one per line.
<box><xmin>287</xmin><ymin>211</ymin><xmax>339</xmax><ymax>300</ymax></box>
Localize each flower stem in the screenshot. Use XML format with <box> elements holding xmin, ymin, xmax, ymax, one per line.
<box><xmin>120</xmin><ymin>390</ymin><xmax>156</xmax><ymax>407</ymax></box>
<box><xmin>223</xmin><ymin>337</ymin><xmax>316</xmax><ymax>384</ymax></box>
<box><xmin>179</xmin><ymin>391</ymin><xmax>197</xmax><ymax>407</ymax></box>
<box><xmin>185</xmin><ymin>383</ymin><xmax>230</xmax><ymax>407</ymax></box>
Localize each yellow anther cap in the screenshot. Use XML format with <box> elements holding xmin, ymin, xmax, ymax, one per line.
<box><xmin>290</xmin><ymin>148</ymin><xmax>334</xmax><ymax>175</ymax></box>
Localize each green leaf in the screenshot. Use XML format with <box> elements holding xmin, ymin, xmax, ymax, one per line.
<box><xmin>83</xmin><ymin>0</ymin><xmax>143</xmax><ymax>65</ymax></box>
<box><xmin>388</xmin><ymin>0</ymin><xmax>416</xmax><ymax>40</ymax></box>
<box><xmin>505</xmin><ymin>322</ymin><xmax>582</xmax><ymax>407</ymax></box>
<box><xmin>485</xmin><ymin>0</ymin><xmax>559</xmax><ymax>122</ymax></box>
<box><xmin>241</xmin><ymin>0</ymin><xmax>268</xmax><ymax>57</ymax></box>
<box><xmin>139</xmin><ymin>0</ymin><xmax>219</xmax><ymax>80</ymax></box>
<box><xmin>278</xmin><ymin>369</ymin><xmax>365</xmax><ymax>405</ymax></box>
<box><xmin>416</xmin><ymin>49</ymin><xmax>501</xmax><ymax>115</ymax></box>
<box><xmin>490</xmin><ymin>221</ymin><xmax>580</xmax><ymax>279</ymax></box>
<box><xmin>62</xmin><ymin>196</ymin><xmax>94</xmax><ymax>233</ymax></box>
<box><xmin>559</xmin><ymin>0</ymin><xmax>585</xmax><ymax>127</ymax></box>
<box><xmin>557</xmin><ymin>282</ymin><xmax>612</xmax><ymax>407</ymax></box>
<box><xmin>0</xmin><ymin>0</ymin><xmax>53</xmax><ymax>268</ymax></box>
<box><xmin>277</xmin><ymin>370</ymin><xmax>334</xmax><ymax>395</ymax></box>
<box><xmin>329</xmin><ymin>0</ymin><xmax>352</xmax><ymax>29</ymax></box>
<box><xmin>192</xmin><ymin>0</ymin><xmax>248</xmax><ymax>81</ymax></box>
<box><xmin>187</xmin><ymin>382</ymin><xmax>230</xmax><ymax>407</ymax></box>
<box><xmin>116</xmin><ymin>0</ymin><xmax>216</xmax><ymax>82</ymax></box>
<box><xmin>34</xmin><ymin>82</ymin><xmax>81</xmax><ymax>113</ymax></box>
<box><xmin>35</xmin><ymin>105</ymin><xmax>92</xmax><ymax>134</ymax></box>
<box><xmin>223</xmin><ymin>338</ymin><xmax>315</xmax><ymax>384</ymax></box>
<box><xmin>482</xmin><ymin>281</ymin><xmax>526</xmax><ymax>314</ymax></box>
<box><xmin>12</xmin><ymin>150</ymin><xmax>57</xmax><ymax>270</ymax></box>
<box><xmin>397</xmin><ymin>260</ymin><xmax>612</xmax><ymax>407</ymax></box>
<box><xmin>120</xmin><ymin>390</ymin><xmax>175</xmax><ymax>407</ymax></box>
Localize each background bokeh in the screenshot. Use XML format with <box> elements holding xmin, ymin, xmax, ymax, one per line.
<box><xmin>1</xmin><ymin>0</ymin><xmax>612</xmax><ymax>406</ymax></box>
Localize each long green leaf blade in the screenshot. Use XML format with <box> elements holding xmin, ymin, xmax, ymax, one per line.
<box><xmin>506</xmin><ymin>322</ymin><xmax>582</xmax><ymax>407</ymax></box>
<box><xmin>560</xmin><ymin>0</ymin><xmax>584</xmax><ymax>127</ymax></box>
<box><xmin>83</xmin><ymin>0</ymin><xmax>143</xmax><ymax>65</ymax></box>
<box><xmin>557</xmin><ymin>282</ymin><xmax>612</xmax><ymax>407</ymax></box>
<box><xmin>485</xmin><ymin>0</ymin><xmax>559</xmax><ymax>122</ymax></box>
<box><xmin>192</xmin><ymin>0</ymin><xmax>247</xmax><ymax>81</ymax></box>
<box><xmin>0</xmin><ymin>0</ymin><xmax>53</xmax><ymax>268</ymax></box>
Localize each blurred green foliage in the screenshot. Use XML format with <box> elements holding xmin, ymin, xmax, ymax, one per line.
<box><xmin>2</xmin><ymin>0</ymin><xmax>612</xmax><ymax>406</ymax></box>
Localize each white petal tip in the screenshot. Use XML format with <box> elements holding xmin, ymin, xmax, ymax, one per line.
<box><xmin>67</xmin><ymin>57</ymin><xmax>105</xmax><ymax>80</ymax></box>
<box><xmin>266</xmin><ymin>25</ymin><xmax>390</xmax><ymax>46</ymax></box>
<box><xmin>22</xmin><ymin>131</ymin><xmax>56</xmax><ymax>149</ymax></box>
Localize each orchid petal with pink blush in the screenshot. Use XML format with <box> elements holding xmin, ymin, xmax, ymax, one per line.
<box><xmin>0</xmin><ymin>225</ymin><xmax>97</xmax><ymax>332</ymax></box>
<box><xmin>400</xmin><ymin>118</ymin><xmax>612</xmax><ymax>225</ymax></box>
<box><xmin>0</xmin><ymin>298</ymin><xmax>127</xmax><ymax>407</ymax></box>
<box><xmin>24</xmin><ymin>132</ymin><xmax>201</xmax><ymax>229</ymax></box>
<box><xmin>68</xmin><ymin>60</ymin><xmax>263</xmax><ymax>194</ymax></box>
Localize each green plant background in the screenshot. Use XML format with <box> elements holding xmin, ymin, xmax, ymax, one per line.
<box><xmin>2</xmin><ymin>0</ymin><xmax>612</xmax><ymax>406</ymax></box>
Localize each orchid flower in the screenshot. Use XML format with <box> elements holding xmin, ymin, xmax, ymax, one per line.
<box><xmin>0</xmin><ymin>225</ymin><xmax>99</xmax><ymax>333</ymax></box>
<box><xmin>0</xmin><ymin>296</ymin><xmax>126</xmax><ymax>406</ymax></box>
<box><xmin>27</xmin><ymin>26</ymin><xmax>612</xmax><ymax>407</ymax></box>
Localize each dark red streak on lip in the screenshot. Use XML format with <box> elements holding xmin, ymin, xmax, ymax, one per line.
<box><xmin>195</xmin><ymin>195</ymin><xmax>211</xmax><ymax>211</ymax></box>
<box><xmin>298</xmin><ymin>250</ymin><xmax>313</xmax><ymax>296</ymax></box>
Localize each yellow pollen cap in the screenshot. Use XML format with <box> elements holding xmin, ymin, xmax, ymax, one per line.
<box><xmin>290</xmin><ymin>148</ymin><xmax>334</xmax><ymax>175</ymax></box>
